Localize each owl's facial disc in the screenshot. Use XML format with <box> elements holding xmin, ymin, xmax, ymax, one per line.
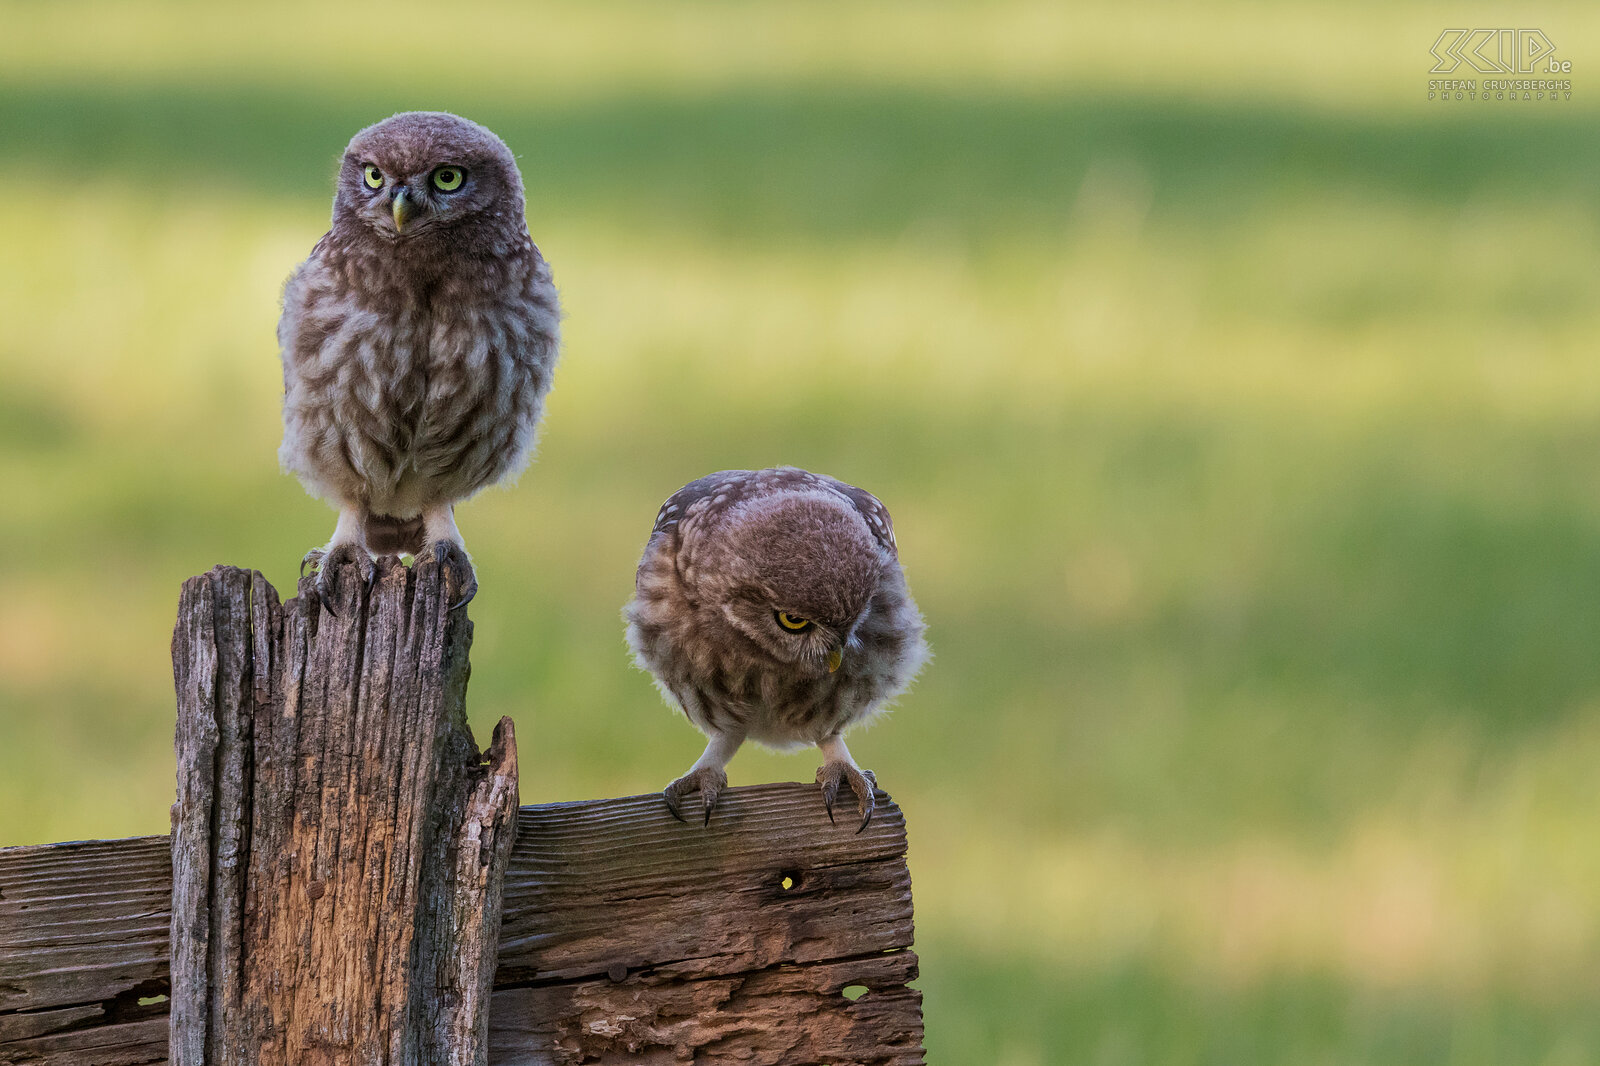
<box><xmin>380</xmin><ymin>167</ymin><xmax>472</xmax><ymax>237</ymax></box>
<box><xmin>716</xmin><ymin>597</ymin><xmax>845</xmax><ymax>676</ymax></box>
<box><xmin>347</xmin><ymin>158</ymin><xmax>475</xmax><ymax>239</ymax></box>
<box><xmin>337</xmin><ymin>112</ymin><xmax>523</xmax><ymax>245</ymax></box>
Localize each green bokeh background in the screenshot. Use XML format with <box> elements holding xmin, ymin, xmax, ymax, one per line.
<box><xmin>4</xmin><ymin>2</ymin><xmax>1600</xmax><ymax>1061</ymax></box>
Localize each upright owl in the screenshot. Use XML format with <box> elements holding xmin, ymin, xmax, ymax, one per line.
<box><xmin>626</xmin><ymin>467</ymin><xmax>929</xmax><ymax>829</ymax></box>
<box><xmin>278</xmin><ymin>111</ymin><xmax>561</xmax><ymax>606</ymax></box>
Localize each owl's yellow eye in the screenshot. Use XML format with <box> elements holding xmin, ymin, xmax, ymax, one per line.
<box><xmin>775</xmin><ymin>612</ymin><xmax>812</xmax><ymax>633</ymax></box>
<box><xmin>432</xmin><ymin>166</ymin><xmax>464</xmax><ymax>192</ymax></box>
<box><xmin>362</xmin><ymin>165</ymin><xmax>384</xmax><ymax>190</ymax></box>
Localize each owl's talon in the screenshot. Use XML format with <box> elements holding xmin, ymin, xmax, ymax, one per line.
<box><xmin>311</xmin><ymin>543</ymin><xmax>375</xmax><ymax>616</ymax></box>
<box><xmin>663</xmin><ymin>766</ymin><xmax>728</xmax><ymax>826</ymax></box>
<box><xmin>855</xmin><ymin>769</ymin><xmax>878</xmax><ymax>834</ymax></box>
<box><xmin>420</xmin><ymin>540</ymin><xmax>477</xmax><ymax>611</ymax></box>
<box><xmin>817</xmin><ymin>762</ymin><xmax>876</xmax><ymax>832</ymax></box>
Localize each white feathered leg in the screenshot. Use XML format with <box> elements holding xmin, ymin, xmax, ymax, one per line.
<box><xmin>419</xmin><ymin>504</ymin><xmax>477</xmax><ymax>608</ymax></box>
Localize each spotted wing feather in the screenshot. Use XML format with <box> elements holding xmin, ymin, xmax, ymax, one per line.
<box><xmin>649</xmin><ymin>472</ymin><xmax>742</xmax><ymax>538</ymax></box>
<box><xmin>827</xmin><ymin>480</ymin><xmax>898</xmax><ymax>558</ymax></box>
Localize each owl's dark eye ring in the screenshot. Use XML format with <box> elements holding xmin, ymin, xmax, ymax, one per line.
<box><xmin>775</xmin><ymin>611</ymin><xmax>812</xmax><ymax>633</ymax></box>
<box><xmin>362</xmin><ymin>165</ymin><xmax>384</xmax><ymax>190</ymax></box>
<box><xmin>432</xmin><ymin>166</ymin><xmax>465</xmax><ymax>192</ymax></box>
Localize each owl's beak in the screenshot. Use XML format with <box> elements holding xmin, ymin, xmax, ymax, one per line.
<box><xmin>392</xmin><ymin>188</ymin><xmax>419</xmax><ymax>233</ymax></box>
<box><xmin>827</xmin><ymin>648</ymin><xmax>843</xmax><ymax>673</ymax></box>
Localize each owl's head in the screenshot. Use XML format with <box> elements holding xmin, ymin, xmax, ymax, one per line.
<box><xmin>334</xmin><ymin>111</ymin><xmax>523</xmax><ymax>244</ymax></box>
<box><xmin>693</xmin><ymin>490</ymin><xmax>886</xmax><ymax>677</ymax></box>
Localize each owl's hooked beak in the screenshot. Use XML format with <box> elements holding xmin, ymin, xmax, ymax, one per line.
<box><xmin>827</xmin><ymin>648</ymin><xmax>843</xmax><ymax>673</ymax></box>
<box><xmin>392</xmin><ymin>188</ymin><xmax>420</xmax><ymax>234</ymax></box>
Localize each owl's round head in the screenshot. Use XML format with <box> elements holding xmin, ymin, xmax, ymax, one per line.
<box><xmin>694</xmin><ymin>490</ymin><xmax>886</xmax><ymax>676</ymax></box>
<box><xmin>334</xmin><ymin>111</ymin><xmax>523</xmax><ymax>245</ymax></box>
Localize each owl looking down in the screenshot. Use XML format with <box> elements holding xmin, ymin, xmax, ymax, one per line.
<box><xmin>279</xmin><ymin>111</ymin><xmax>560</xmax><ymax>606</ymax></box>
<box><xmin>626</xmin><ymin>468</ymin><xmax>929</xmax><ymax>829</ymax></box>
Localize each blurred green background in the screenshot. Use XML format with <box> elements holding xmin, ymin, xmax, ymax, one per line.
<box><xmin>4</xmin><ymin>1</ymin><xmax>1600</xmax><ymax>1061</ymax></box>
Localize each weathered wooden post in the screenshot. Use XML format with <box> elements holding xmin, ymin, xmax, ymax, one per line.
<box><xmin>168</xmin><ymin>560</ymin><xmax>518</xmax><ymax>1066</ymax></box>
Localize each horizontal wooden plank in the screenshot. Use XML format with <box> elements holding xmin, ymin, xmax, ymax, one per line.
<box><xmin>0</xmin><ymin>783</ymin><xmax>922</xmax><ymax>1065</ymax></box>
<box><xmin>0</xmin><ymin>837</ymin><xmax>171</xmax><ymax>1016</ymax></box>
<box><xmin>491</xmin><ymin>953</ymin><xmax>923</xmax><ymax>1065</ymax></box>
<box><xmin>496</xmin><ymin>784</ymin><xmax>915</xmax><ymax>984</ymax></box>
<box><xmin>0</xmin><ymin>1017</ymin><xmax>168</xmax><ymax>1066</ymax></box>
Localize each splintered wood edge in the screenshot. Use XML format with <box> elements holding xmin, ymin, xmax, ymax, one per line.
<box><xmin>0</xmin><ymin>784</ymin><xmax>921</xmax><ymax>1063</ymax></box>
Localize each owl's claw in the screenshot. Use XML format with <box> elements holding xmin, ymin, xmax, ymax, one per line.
<box><xmin>420</xmin><ymin>540</ymin><xmax>477</xmax><ymax>611</ymax></box>
<box><xmin>817</xmin><ymin>763</ymin><xmax>877</xmax><ymax>833</ymax></box>
<box><xmin>663</xmin><ymin>766</ymin><xmax>728</xmax><ymax>827</ymax></box>
<box><xmin>309</xmin><ymin>543</ymin><xmax>376</xmax><ymax>617</ymax></box>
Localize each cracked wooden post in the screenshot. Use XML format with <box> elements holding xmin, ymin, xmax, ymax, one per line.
<box><xmin>168</xmin><ymin>559</ymin><xmax>518</xmax><ymax>1066</ymax></box>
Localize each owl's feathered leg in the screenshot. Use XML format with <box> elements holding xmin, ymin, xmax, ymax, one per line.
<box><xmin>816</xmin><ymin>734</ymin><xmax>877</xmax><ymax>833</ymax></box>
<box><xmin>305</xmin><ymin>504</ymin><xmax>376</xmax><ymax>615</ymax></box>
<box><xmin>418</xmin><ymin>505</ymin><xmax>477</xmax><ymax>610</ymax></box>
<box><xmin>663</xmin><ymin>731</ymin><xmax>744</xmax><ymax>826</ymax></box>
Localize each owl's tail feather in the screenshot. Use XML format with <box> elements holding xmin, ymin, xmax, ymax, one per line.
<box><xmin>365</xmin><ymin>512</ymin><xmax>427</xmax><ymax>556</ymax></box>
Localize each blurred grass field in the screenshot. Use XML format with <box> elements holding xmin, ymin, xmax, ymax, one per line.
<box><xmin>5</xmin><ymin>1</ymin><xmax>1600</xmax><ymax>1061</ymax></box>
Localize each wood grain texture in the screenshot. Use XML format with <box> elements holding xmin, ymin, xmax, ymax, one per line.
<box><xmin>0</xmin><ymin>786</ymin><xmax>922</xmax><ymax>1066</ymax></box>
<box><xmin>165</xmin><ymin>562</ymin><xmax>517</xmax><ymax>1066</ymax></box>
<box><xmin>0</xmin><ymin>837</ymin><xmax>170</xmax><ymax>1017</ymax></box>
<box><xmin>491</xmin><ymin>785</ymin><xmax>921</xmax><ymax>1064</ymax></box>
<box><xmin>491</xmin><ymin>954</ymin><xmax>922</xmax><ymax>1065</ymax></box>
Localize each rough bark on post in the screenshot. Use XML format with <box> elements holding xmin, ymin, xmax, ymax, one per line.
<box><xmin>168</xmin><ymin>559</ymin><xmax>518</xmax><ymax>1066</ymax></box>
